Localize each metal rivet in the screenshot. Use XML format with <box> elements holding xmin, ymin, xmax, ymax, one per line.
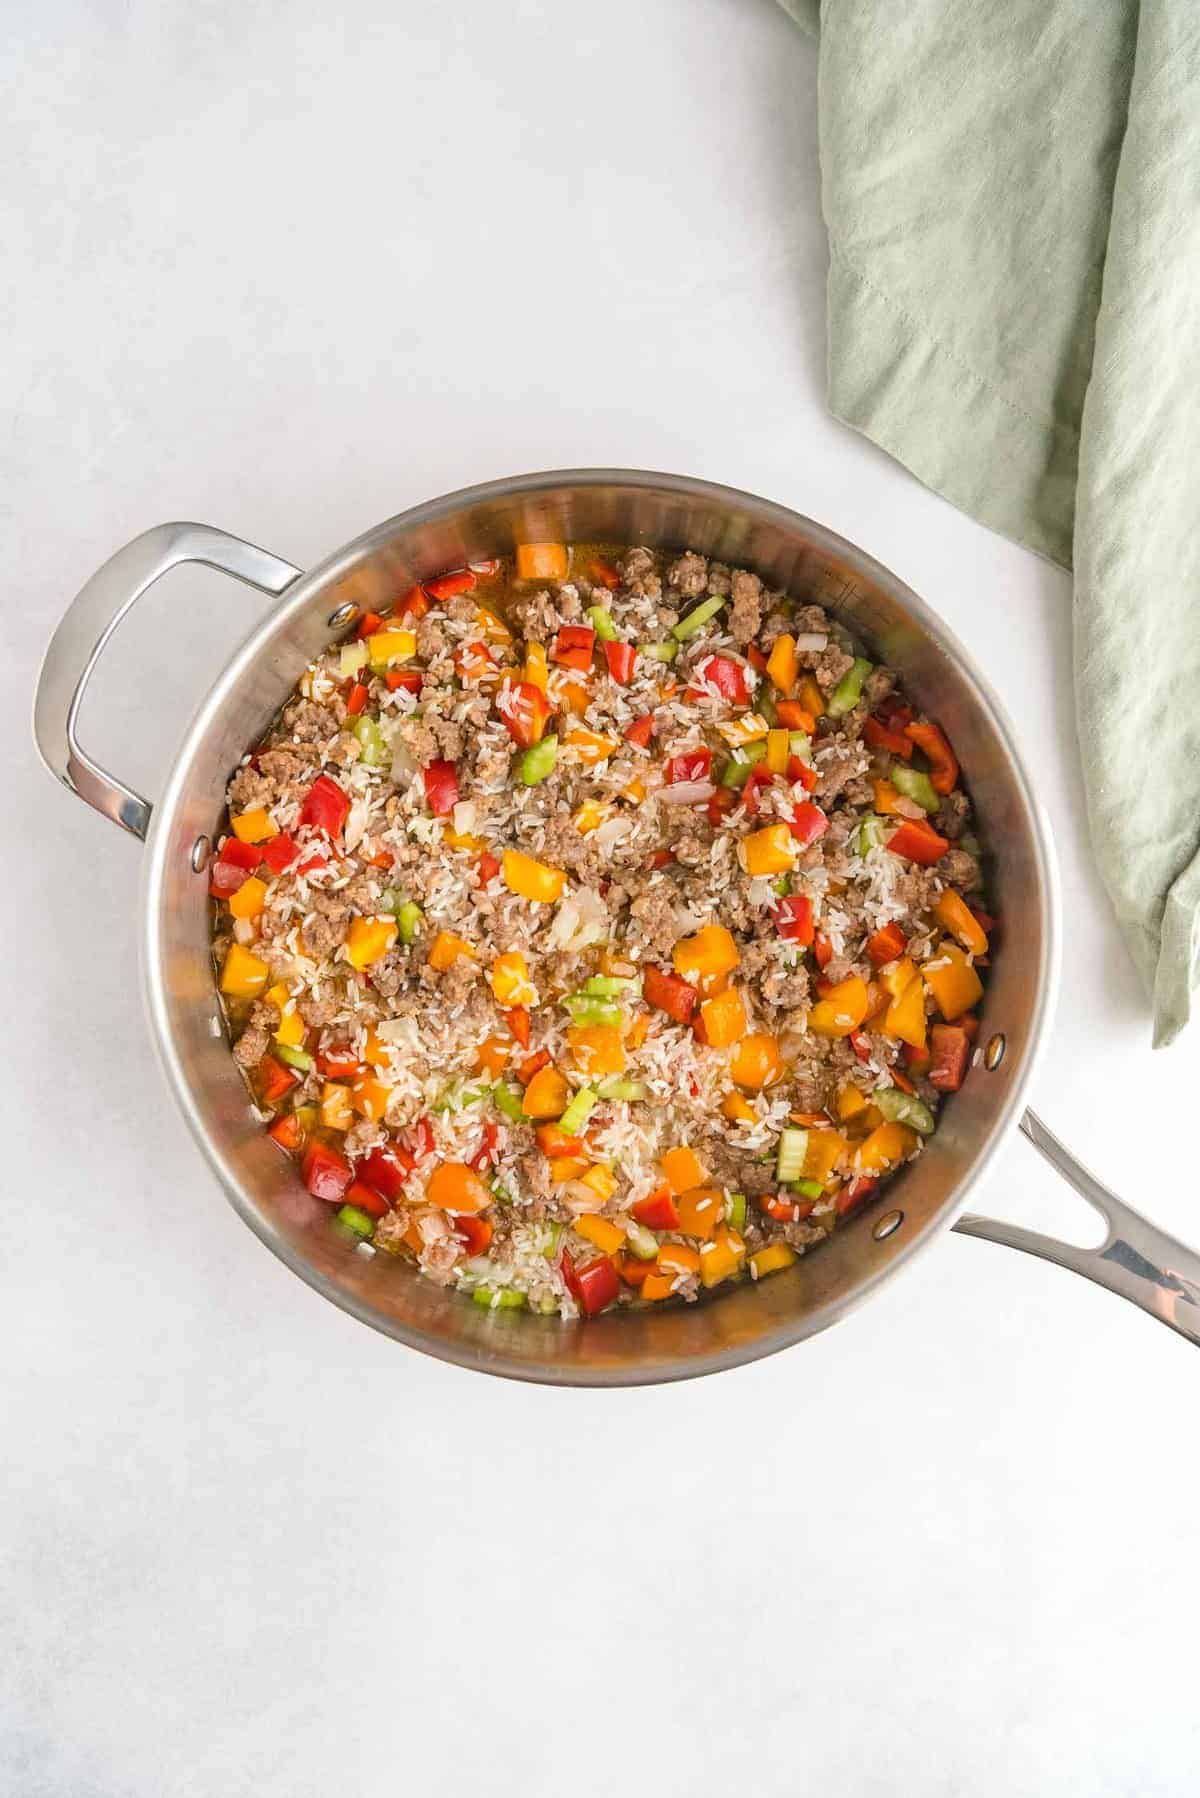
<box><xmin>984</xmin><ymin>1032</ymin><xmax>1007</xmax><ymax>1071</ymax></box>
<box><xmin>190</xmin><ymin>834</ymin><xmax>212</xmax><ymax>872</ymax></box>
<box><xmin>327</xmin><ymin>601</ymin><xmax>359</xmax><ymax>628</ymax></box>
<box><xmin>873</xmin><ymin>1209</ymin><xmax>903</xmax><ymax>1241</ymax></box>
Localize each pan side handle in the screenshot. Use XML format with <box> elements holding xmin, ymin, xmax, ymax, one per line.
<box><xmin>953</xmin><ymin>1110</ymin><xmax>1200</xmax><ymax>1348</ymax></box>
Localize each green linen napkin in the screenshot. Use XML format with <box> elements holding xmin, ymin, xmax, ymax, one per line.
<box><xmin>778</xmin><ymin>0</ymin><xmax>1200</xmax><ymax>1044</ymax></box>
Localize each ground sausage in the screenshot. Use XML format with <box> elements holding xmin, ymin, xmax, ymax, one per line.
<box><xmin>728</xmin><ymin>569</ymin><xmax>764</xmax><ymax>646</ymax></box>
<box><xmin>232</xmin><ymin>1001</ymin><xmax>274</xmax><ymax>1069</ymax></box>
<box><xmin>667</xmin><ymin>551</ymin><xmax>709</xmax><ymax>599</ymax></box>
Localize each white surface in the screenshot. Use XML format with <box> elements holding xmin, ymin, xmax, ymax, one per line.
<box><xmin>4</xmin><ymin>2</ymin><xmax>1199</xmax><ymax>1793</ymax></box>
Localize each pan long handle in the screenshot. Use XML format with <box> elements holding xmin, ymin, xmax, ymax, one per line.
<box><xmin>33</xmin><ymin>523</ymin><xmax>302</xmax><ymax>841</ymax></box>
<box><xmin>953</xmin><ymin>1110</ymin><xmax>1200</xmax><ymax>1348</ymax></box>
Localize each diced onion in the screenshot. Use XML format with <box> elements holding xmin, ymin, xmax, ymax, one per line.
<box><xmin>661</xmin><ymin>781</ymin><xmax>716</xmax><ymax>805</ymax></box>
<box><xmin>793</xmin><ymin>632</ymin><xmax>828</xmax><ymax>652</ymax></box>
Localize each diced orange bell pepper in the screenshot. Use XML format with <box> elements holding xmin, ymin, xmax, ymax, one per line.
<box><xmin>797</xmin><ymin>674</ymin><xmax>825</xmax><ymax>718</ymax></box>
<box><xmin>738</xmin><ymin>824</ymin><xmax>797</xmax><ymax>877</ymax></box>
<box><xmin>807</xmin><ymin>976</ymin><xmax>870</xmax><ymax>1038</ymax></box>
<box><xmin>549</xmin><ymin>1156</ymin><xmax>590</xmax><ymax>1184</ymax></box>
<box><xmin>488</xmin><ymin>950</ymin><xmax>536</xmax><ymax>1006</ymax></box>
<box><xmin>640</xmin><ymin>1270</ymin><xmax>677</xmax><ymax>1302</ymax></box>
<box><xmin>351</xmin><ymin>1075</ymin><xmax>392</xmax><ymax>1122</ymax></box>
<box><xmin>228</xmin><ymin>875</ymin><xmax>267</xmax><ymax>920</ymax></box>
<box><xmin>673</xmin><ymin>924</ymin><xmax>740</xmax><ymax>981</ymax></box>
<box><xmin>220</xmin><ymin>943</ymin><xmax>269</xmax><ymax>998</ymax></box>
<box><xmin>883</xmin><ymin>967</ymin><xmax>927</xmax><ymax>1050</ymax></box>
<box><xmin>475</xmin><ymin>1035</ymin><xmax>511</xmax><ymax>1078</ymax></box>
<box><xmin>474</xmin><ymin>605</ymin><xmax>512</xmax><ymax>645</ymax></box>
<box><xmin>906</xmin><ymin>719</ymin><xmax>959</xmax><ymax>794</ymax></box>
<box><xmin>427</xmin><ymin>929</ymin><xmax>476</xmax><ymax>973</ymax></box>
<box><xmin>425</xmin><ymin>1161</ymin><xmax>492</xmax><ymax>1213</ymax></box>
<box><xmin>274</xmin><ymin>1005</ymin><xmax>305</xmax><ymax>1048</ymax></box>
<box><xmin>766</xmin><ymin>634</ymin><xmax>798</xmax><ymax>693</ymax></box>
<box><xmin>363</xmin><ymin>1028</ymin><xmax>389</xmax><ymax>1068</ymax></box>
<box><xmin>854</xmin><ymin>1122</ymin><xmax>918</xmax><ymax>1178</ymax></box>
<box><xmin>837</xmin><ymin>1084</ymin><xmax>869</xmax><ymax>1122</ymax></box>
<box><xmin>558</xmin><ymin>680</ymin><xmax>590</xmax><ymax>717</ymax></box>
<box><xmin>721</xmin><ymin>1090</ymin><xmax>755</xmax><ymax>1123</ymax></box>
<box><xmin>697</xmin><ymin>988</ymin><xmax>748</xmax><ymax>1048</ymax></box>
<box><xmin>750</xmin><ymin>1243</ymin><xmax>797</xmax><ymax>1279</ymax></box>
<box><xmin>699</xmin><ymin>1225</ymin><xmax>747</xmax><ymax>1287</ymax></box>
<box><xmin>573</xmin><ymin>798</ymin><xmax>613</xmax><ymax>835</ymax></box>
<box><xmin>729</xmin><ymin>1032</ymin><xmax>783</xmax><ymax>1090</ymax></box>
<box><xmin>873</xmin><ymin>779</ymin><xmax>904</xmax><ymax>816</ymax></box>
<box><xmin>573</xmin><ymin>1214</ymin><xmax>624</xmax><ymax>1256</ymax></box>
<box><xmin>346</xmin><ymin>915</ymin><xmax>399</xmax><ymax>970</ymax></box>
<box><xmin>923</xmin><ymin>942</ymin><xmax>984</xmax><ymax>1020</ymax></box>
<box><xmin>566</xmin><ymin>1025</ymin><xmax>625</xmax><ymax>1078</ymax></box>
<box><xmin>660</xmin><ymin>1146</ymin><xmax>708</xmax><ymax>1194</ymax></box>
<box><xmin>230</xmin><ymin>807</ymin><xmax>276</xmax><ymax>845</ymax></box>
<box><xmin>676</xmin><ymin>1187</ymin><xmax>723</xmax><ymax>1241</ymax></box>
<box><xmin>626</xmin><ymin>1012</ymin><xmax>651</xmax><ymax>1050</ymax></box>
<box><xmin>524</xmin><ymin>641</ymin><xmax>549</xmax><ymax>692</ymax></box>
<box><xmin>503</xmin><ymin>849</ymin><xmax>566</xmax><ymax>904</ymax></box>
<box><xmin>522</xmin><ymin>1065</ymin><xmax>570</xmax><ymax>1119</ymax></box>
<box><xmin>803</xmin><ymin>1128</ymin><xmax>847</xmax><ymax>1185</ymax></box>
<box><xmin>516</xmin><ymin>542</ymin><xmax>569</xmax><ymax>582</ymax></box>
<box><xmin>563</xmin><ymin>727</ymin><xmax>620</xmax><ymax>765</ymax></box>
<box><xmin>934</xmin><ymin>890</ymin><xmax>988</xmax><ymax>957</ymax></box>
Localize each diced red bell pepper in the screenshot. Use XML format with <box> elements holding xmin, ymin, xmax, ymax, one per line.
<box><xmin>663</xmin><ymin>748</ymin><xmax>712</xmax><ymax>786</ymax></box>
<box><xmin>503</xmin><ymin>1006</ymin><xmax>531</xmax><ymax>1048</ymax></box>
<box><xmin>747</xmin><ymin>644</ymin><xmax>768</xmax><ymax>674</ymax></box>
<box><xmin>647</xmin><ymin>848</ymin><xmax>676</xmax><ymax>869</ymax></box>
<box><xmin>356</xmin><ymin>611</ymin><xmax>385</xmax><ymax>639</ymax></box>
<box><xmin>890</xmin><ymin>1066</ymin><xmax>917</xmax><ymax>1096</ymax></box>
<box><xmin>812</xmin><ymin>931</ymin><xmax>834</xmax><ymax>971</ymax></box>
<box><xmin>836</xmin><ymin>1176</ymin><xmax>878</xmax><ymax>1217</ymax></box>
<box><xmin>741</xmin><ymin>767</ymin><xmax>774</xmax><ymax>817</ymax></box>
<box><xmin>906</xmin><ymin>720</ymin><xmax>959</xmax><ymax>794</ymax></box>
<box><xmin>624</xmin><ymin>714</ymin><xmax>655</xmax><ymax>749</ymax></box>
<box><xmin>451</xmin><ymin>1212</ymin><xmax>493</xmax><ymax>1255</ymax></box>
<box><xmin>902</xmin><ymin>1041</ymin><xmax>931</xmax><ymax>1072</ymax></box>
<box><xmin>316</xmin><ymin>1045</ymin><xmax>362</xmax><ymax>1079</ymax></box>
<box><xmin>477</xmin><ymin>852</ymin><xmax>501</xmax><ymax>887</ymax></box>
<box><xmin>423</xmin><ymin>759</ymin><xmax>460</xmax><ymax>817</ymax></box>
<box><xmin>518</xmin><ymin>1048</ymin><xmax>551</xmax><ymax>1085</ymax></box>
<box><xmin>209</xmin><ymin>837</ymin><xmax>260</xmax><ymax>896</ymax></box>
<box><xmin>866</xmin><ymin>921</ymin><xmax>907</xmax><ymax>966</ymax></box>
<box><xmin>259</xmin><ymin>1057</ymin><xmax>299</xmax><ymax>1105</ymax></box>
<box><xmin>267</xmin><ymin>1112</ymin><xmax>304</xmax><ymax>1153</ymax></box>
<box><xmin>876</xmin><ymin>697</ymin><xmax>913</xmax><ymax>729</ymax></box>
<box><xmin>563</xmin><ymin>1252</ymin><xmax>621</xmax><ymax>1317</ymax></box>
<box><xmin>535</xmin><ymin>1122</ymin><xmax>587</xmax><ymax>1158</ymax></box>
<box><xmin>775</xmin><ymin>894</ymin><xmax>815</xmax><ymax>944</ymax></box>
<box><xmin>617</xmin><ymin>1254</ymin><xmax>655</xmax><ymax>1286</ymax></box>
<box><xmin>789</xmin><ymin>801</ymin><xmax>828</xmax><ymax>846</ymax></box>
<box><xmin>260</xmin><ymin>832</ymin><xmax>300</xmax><ymax>875</ymax></box>
<box><xmin>404</xmin><ymin>1116</ymin><xmax>435</xmax><ymax>1161</ymax></box>
<box><xmin>928</xmin><ymin>1023</ymin><xmax>971</xmax><ymax>1092</ymax></box>
<box><xmin>551</xmin><ymin>624</ymin><xmax>596</xmax><ymax>672</ymax></box>
<box><xmin>886</xmin><ymin>818</ymin><xmax>949</xmax><ymax>865</ymax></box>
<box><xmin>455</xmin><ymin>639</ymin><xmax>497</xmax><ymax>683</ymax></box>
<box><xmin>497</xmin><ymin>680</ymin><xmax>551</xmax><ymax>747</ymax></box>
<box><xmin>398</xmin><ymin>585</ymin><xmax>429</xmax><ymax>621</ymax></box>
<box><xmin>643</xmin><ymin>964</ymin><xmax>698</xmax><ymax>1024</ymax></box>
<box><xmin>298</xmin><ymin>774</ymin><xmax>351</xmax><ymax>840</ymax></box>
<box><xmin>788</xmin><ymin>756</ymin><xmax>818</xmax><ymax>791</ymax></box>
<box><xmin>848</xmin><ymin>1030</ymin><xmax>873</xmax><ymax>1065</ymax></box>
<box><xmin>688</xmin><ymin>654</ymin><xmax>751</xmax><ymax>705</ymax></box>
<box><xmin>603</xmin><ymin>640</ymin><xmax>638</xmax><ymax>685</ymax></box>
<box><xmin>863</xmin><ymin>715</ymin><xmax>913</xmax><ymax>759</ymax></box>
<box><xmin>632</xmin><ymin>1186</ymin><xmax>680</xmax><ymax>1231</ymax></box>
<box><xmin>385</xmin><ymin>668</ymin><xmax>423</xmax><ymax>694</ymax></box>
<box><xmin>589</xmin><ymin>559</ymin><xmax>621</xmax><ymax>590</ymax></box>
<box><xmin>345</xmin><ymin>1179</ymin><xmax>390</xmax><ymax>1219</ymax></box>
<box><xmin>761</xmin><ymin>1193</ymin><xmax>815</xmax><ymax>1223</ymax></box>
<box><xmin>469</xmin><ymin>1121</ymin><xmax>501</xmax><ymax>1172</ymax></box>
<box><xmin>423</xmin><ymin>568</ymin><xmax>477</xmax><ymax>602</ymax></box>
<box><xmin>706</xmin><ymin>789</ymin><xmax>736</xmax><ymax>828</ymax></box>
<box><xmin>362</xmin><ymin>847</ymin><xmax>394</xmax><ymax>870</ymax></box>
<box><xmin>301</xmin><ymin>1140</ymin><xmax>353</xmax><ymax>1203</ymax></box>
<box><xmin>969</xmin><ymin>904</ymin><xmax>998</xmax><ymax>937</ymax></box>
<box><xmin>356</xmin><ymin>1143</ymin><xmax>411</xmax><ymax>1201</ymax></box>
<box><xmin>346</xmin><ymin>681</ymin><xmax>369</xmax><ymax>716</ymax></box>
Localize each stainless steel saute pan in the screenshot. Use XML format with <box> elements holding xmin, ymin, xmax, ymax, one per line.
<box><xmin>33</xmin><ymin>471</ymin><xmax>1200</xmax><ymax>1383</ymax></box>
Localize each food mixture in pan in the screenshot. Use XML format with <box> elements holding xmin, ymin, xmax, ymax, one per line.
<box><xmin>211</xmin><ymin>544</ymin><xmax>992</xmax><ymax>1318</ymax></box>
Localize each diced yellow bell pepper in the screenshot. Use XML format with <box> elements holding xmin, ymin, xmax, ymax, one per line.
<box><xmin>837</xmin><ymin>1084</ymin><xmax>869</xmax><ymax>1122</ymax></box>
<box><xmin>230</xmin><ymin>807</ymin><xmax>276</xmax><ymax>844</ymax></box>
<box><xmin>345</xmin><ymin>915</ymin><xmax>399</xmax><ymax>970</ymax></box>
<box><xmin>320</xmin><ymin>1082</ymin><xmax>353</xmax><ymax>1132</ymax></box>
<box><xmin>350</xmin><ymin>1075</ymin><xmax>392</xmax><ymax>1121</ymax></box>
<box><xmin>579</xmin><ymin>1163</ymin><xmax>617</xmax><ymax>1202</ymax></box>
<box><xmin>765</xmin><ymin>728</ymin><xmax>790</xmax><ymax>774</ymax></box>
<box><xmin>366</xmin><ymin>628</ymin><xmax>417</xmax><ymax>668</ymax></box>
<box><xmin>474</xmin><ymin>605</ymin><xmax>512</xmax><ymax>645</ymax></box>
<box><xmin>573</xmin><ymin>798</ymin><xmax>613</xmax><ymax>835</ymax></box>
<box><xmin>738</xmin><ymin>824</ymin><xmax>797</xmax><ymax>877</ymax></box>
<box><xmin>674</xmin><ymin>924</ymin><xmax>740</xmax><ymax>980</ymax></box>
<box><xmin>722</xmin><ymin>1090</ymin><xmax>755</xmax><ymax>1124</ymax></box>
<box><xmin>573</xmin><ymin>1213</ymin><xmax>623</xmax><ymax>1256</ymax></box>
<box><xmin>566</xmin><ymin>1025</ymin><xmax>625</xmax><ymax>1078</ymax></box>
<box><xmin>563</xmin><ymin>728</ymin><xmax>620</xmax><ymax>765</ymax></box>
<box><xmin>524</xmin><ymin>641</ymin><xmax>549</xmax><ymax>692</ymax></box>
<box><xmin>265</xmin><ymin>981</ymin><xmax>293</xmax><ymax>1013</ymax></box>
<box><xmin>443</xmin><ymin>828</ymin><xmax>487</xmax><ymax>852</ymax></box>
<box><xmin>766</xmin><ymin>634</ymin><xmax>798</xmax><ymax>693</ymax></box>
<box><xmin>807</xmin><ymin>975</ymin><xmax>871</xmax><ymax>1038</ymax></box>
<box><xmin>658</xmin><ymin>1242</ymin><xmax>702</xmax><ymax>1277</ymax></box>
<box><xmin>220</xmin><ymin>944</ymin><xmax>269</xmax><ymax>999</ymax></box>
<box><xmin>854</xmin><ymin>1121</ymin><xmax>918</xmax><ymax>1177</ymax></box>
<box><xmin>660</xmin><ymin>1146</ymin><xmax>708</xmax><ymax>1194</ymax></box>
<box><xmin>621</xmin><ymin>778</ymin><xmax>646</xmax><ymax>804</ymax></box>
<box><xmin>677</xmin><ymin>1187</ymin><xmax>723</xmax><ymax>1241</ymax></box>
<box><xmin>715</xmin><ymin>712</ymin><xmax>770</xmax><ymax>748</ymax></box>
<box><xmin>428</xmin><ymin>929</ymin><xmax>476</xmax><ymax>973</ymax></box>
<box><xmin>922</xmin><ymin>942</ymin><xmax>984</xmax><ymax>1021</ymax></box>
<box><xmin>699</xmin><ymin>1224</ymin><xmax>748</xmax><ymax>1287</ymax></box>
<box><xmin>489</xmin><ymin>950</ymin><xmax>537</xmax><ymax>1006</ymax></box>
<box><xmin>883</xmin><ymin>970</ymin><xmax>927</xmax><ymax>1050</ymax></box>
<box><xmin>803</xmin><ymin>1128</ymin><xmax>848</xmax><ymax>1184</ymax></box>
<box><xmin>503</xmin><ymin>849</ymin><xmax>566</xmax><ymax>904</ymax></box>
<box><xmin>275</xmin><ymin>1006</ymin><xmax>305</xmax><ymax>1047</ymax></box>
<box><xmin>880</xmin><ymin>957</ymin><xmax>919</xmax><ymax>1001</ymax></box>
<box><xmin>797</xmin><ymin>674</ymin><xmax>825</xmax><ymax>718</ymax></box>
<box><xmin>934</xmin><ymin>890</ymin><xmax>989</xmax><ymax>957</ymax></box>
<box><xmin>228</xmin><ymin>875</ymin><xmax>267</xmax><ymax>921</ymax></box>
<box><xmin>750</xmin><ymin>1243</ymin><xmax>797</xmax><ymax>1279</ymax></box>
<box><xmin>549</xmin><ymin>1155</ymin><xmax>589</xmax><ymax>1184</ymax></box>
